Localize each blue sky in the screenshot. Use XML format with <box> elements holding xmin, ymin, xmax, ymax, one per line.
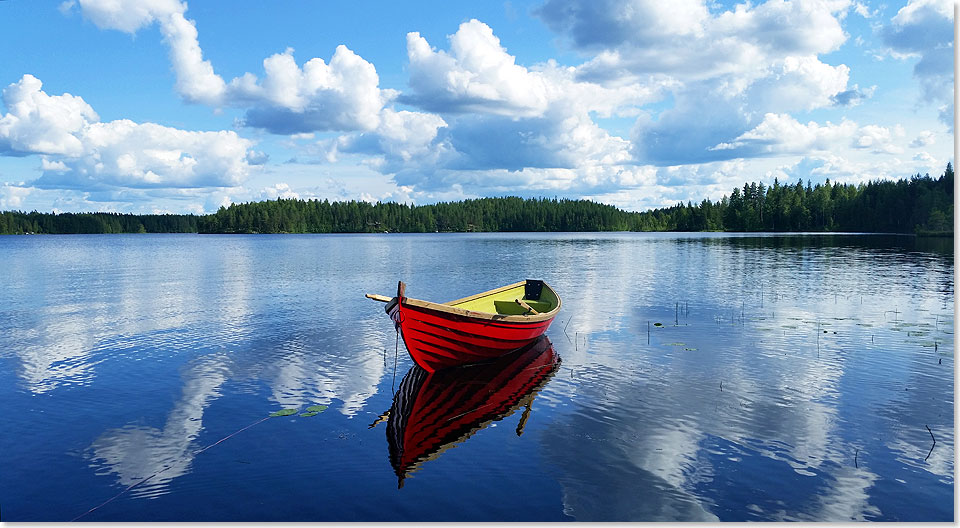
<box><xmin>0</xmin><ymin>0</ymin><xmax>953</xmax><ymax>214</ymax></box>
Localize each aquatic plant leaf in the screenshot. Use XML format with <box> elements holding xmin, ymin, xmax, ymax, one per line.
<box><xmin>270</xmin><ymin>408</ymin><xmax>298</xmax><ymax>417</ymax></box>
<box><xmin>305</xmin><ymin>405</ymin><xmax>328</xmax><ymax>413</ymax></box>
<box><xmin>653</xmin><ymin>322</ymin><xmax>663</xmax><ymax>327</ymax></box>
<box><xmin>300</xmin><ymin>411</ymin><xmax>319</xmax><ymax>417</ymax></box>
<box><xmin>684</xmin><ymin>348</ymin><xmax>698</xmax><ymax>351</ymax></box>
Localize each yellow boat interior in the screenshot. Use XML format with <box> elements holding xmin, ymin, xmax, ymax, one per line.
<box><xmin>447</xmin><ymin>280</ymin><xmax>559</xmax><ymax>316</ymax></box>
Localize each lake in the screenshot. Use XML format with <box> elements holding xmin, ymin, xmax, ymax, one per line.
<box><xmin>0</xmin><ymin>232</ymin><xmax>953</xmax><ymax>522</ymax></box>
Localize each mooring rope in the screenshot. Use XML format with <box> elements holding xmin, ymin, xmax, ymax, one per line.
<box><xmin>70</xmin><ymin>414</ymin><xmax>273</xmax><ymax>522</ymax></box>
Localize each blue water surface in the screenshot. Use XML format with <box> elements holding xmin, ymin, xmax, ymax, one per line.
<box><xmin>0</xmin><ymin>232</ymin><xmax>953</xmax><ymax>521</ymax></box>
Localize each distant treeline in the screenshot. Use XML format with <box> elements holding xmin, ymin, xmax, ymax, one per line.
<box><xmin>1</xmin><ymin>164</ymin><xmax>953</xmax><ymax>235</ymax></box>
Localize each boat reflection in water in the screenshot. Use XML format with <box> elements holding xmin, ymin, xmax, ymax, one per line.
<box><xmin>378</xmin><ymin>336</ymin><xmax>560</xmax><ymax>488</ymax></box>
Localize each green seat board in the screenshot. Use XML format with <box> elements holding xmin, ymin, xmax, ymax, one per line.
<box><xmin>493</xmin><ymin>299</ymin><xmax>552</xmax><ymax>315</ymax></box>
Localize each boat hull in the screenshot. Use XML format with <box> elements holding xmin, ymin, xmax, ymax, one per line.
<box><xmin>398</xmin><ymin>301</ymin><xmax>555</xmax><ymax>372</ymax></box>
<box><xmin>370</xmin><ymin>279</ymin><xmax>561</xmax><ymax>373</ymax></box>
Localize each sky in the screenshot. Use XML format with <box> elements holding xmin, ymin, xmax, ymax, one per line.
<box><xmin>0</xmin><ymin>0</ymin><xmax>954</xmax><ymax>214</ymax></box>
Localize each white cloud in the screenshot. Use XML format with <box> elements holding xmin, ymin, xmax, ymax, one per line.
<box><xmin>909</xmin><ymin>130</ymin><xmax>936</xmax><ymax>147</ymax></box>
<box><xmin>41</xmin><ymin>158</ymin><xmax>69</xmax><ymax>172</ymax></box>
<box><xmin>912</xmin><ymin>151</ymin><xmax>937</xmax><ymax>164</ymax></box>
<box><xmin>76</xmin><ymin>0</ymin><xmax>184</xmax><ymax>33</ymax></box>
<box><xmin>714</xmin><ymin>115</ymin><xmax>915</xmax><ymax>159</ymax></box>
<box><xmin>232</xmin><ymin>46</ymin><xmax>395</xmax><ymax>133</ymax></box>
<box><xmin>73</xmin><ymin>0</ymin><xmax>225</xmax><ymax>105</ymax></box>
<box><xmin>0</xmin><ymin>74</ymin><xmax>97</xmax><ymax>157</ymax></box>
<box><xmin>203</xmin><ymin>190</ymin><xmax>234</xmax><ymax>213</ymax></box>
<box><xmin>710</xmin><ymin>113</ymin><xmax>858</xmax><ymax>156</ymax></box>
<box><xmin>853</xmin><ymin>1</ymin><xmax>874</xmax><ymax>17</ymax></box>
<box><xmin>548</xmin><ymin>0</ymin><xmax>850</xmax><ymax>82</ymax></box>
<box><xmin>853</xmin><ymin>124</ymin><xmax>906</xmax><ymax>154</ymax></box>
<box><xmin>0</xmin><ymin>182</ymin><xmax>31</xmax><ymax>209</ymax></box>
<box><xmin>537</xmin><ymin>0</ymin><xmax>857</xmax><ymax>166</ymax></box>
<box><xmin>794</xmin><ymin>153</ymin><xmax>908</xmax><ymax>185</ymax></box>
<box><xmin>71</xmin><ymin>0</ymin><xmax>402</xmax><ymax>134</ymax></box>
<box><xmin>746</xmin><ymin>56</ymin><xmax>851</xmax><ymax>112</ymax></box>
<box><xmin>0</xmin><ymin>75</ymin><xmax>257</xmax><ymax>192</ymax></box>
<box><xmin>405</xmin><ymin>21</ymin><xmax>551</xmax><ymax>116</ymax></box>
<box><xmin>890</xmin><ymin>0</ymin><xmax>953</xmax><ymax>25</ymax></box>
<box><xmin>402</xmin><ymin>20</ymin><xmax>656</xmax><ymax>117</ymax></box>
<box><xmin>160</xmin><ymin>11</ymin><xmax>227</xmax><ymax>105</ymax></box>
<box><xmin>258</xmin><ymin>182</ymin><xmax>300</xmax><ymax>201</ymax></box>
<box><xmin>328</xmin><ymin>19</ymin><xmax>652</xmax><ymax>196</ymax></box>
<box><xmin>326</xmin><ymin>109</ymin><xmax>449</xmax><ymax>172</ymax></box>
<box><xmin>881</xmin><ymin>0</ymin><xmax>954</xmax><ymax>128</ymax></box>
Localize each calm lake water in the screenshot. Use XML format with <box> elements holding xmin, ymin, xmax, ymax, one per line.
<box><xmin>0</xmin><ymin>232</ymin><xmax>953</xmax><ymax>522</ymax></box>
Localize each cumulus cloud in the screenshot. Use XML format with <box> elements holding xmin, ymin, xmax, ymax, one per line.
<box><xmin>0</xmin><ymin>74</ymin><xmax>97</xmax><ymax>157</ymax></box>
<box><xmin>542</xmin><ymin>0</ymin><xmax>849</xmax><ymax>81</ymax></box>
<box><xmin>74</xmin><ymin>0</ymin><xmax>224</xmax><ymax>105</ymax></box>
<box><xmin>709</xmin><ymin>113</ymin><xmax>858</xmax><ymax>157</ymax></box>
<box><xmin>881</xmin><ymin>0</ymin><xmax>954</xmax><ymax>128</ymax></box>
<box><xmin>258</xmin><ymin>182</ymin><xmax>300</xmax><ymax>201</ymax></box>
<box><xmin>391</xmin><ymin>164</ymin><xmax>657</xmax><ymax>198</ymax></box>
<box><xmin>324</xmin><ymin>20</ymin><xmax>656</xmax><ymax>197</ymax></box>
<box><xmin>0</xmin><ymin>182</ymin><xmax>32</xmax><ymax>209</ymax></box>
<box><xmin>714</xmin><ymin>115</ymin><xmax>913</xmax><ymax>159</ymax></box>
<box><xmin>537</xmin><ymin>0</ymin><xmax>857</xmax><ymax>166</ymax></box>
<box><xmin>0</xmin><ymin>75</ymin><xmax>257</xmax><ymax>192</ymax></box>
<box><xmin>231</xmin><ymin>46</ymin><xmax>395</xmax><ymax>133</ymax></box>
<box><xmin>909</xmin><ymin>130</ymin><xmax>936</xmax><ymax>147</ymax></box>
<box><xmin>403</xmin><ymin>21</ymin><xmax>552</xmax><ymax>116</ymax></box>
<box><xmin>822</xmin><ymin>155</ymin><xmax>909</xmax><ymax>183</ymax></box>
<box><xmin>70</xmin><ymin>0</ymin><xmax>402</xmax><ymax>134</ymax></box>
<box><xmin>401</xmin><ymin>19</ymin><xmax>657</xmax><ymax>117</ymax></box>
<box><xmin>853</xmin><ymin>124</ymin><xmax>906</xmax><ymax>154</ymax></box>
<box><xmin>326</xmin><ymin>109</ymin><xmax>450</xmax><ymax>171</ymax></box>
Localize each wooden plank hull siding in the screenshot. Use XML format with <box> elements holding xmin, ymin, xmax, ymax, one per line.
<box><xmin>398</xmin><ymin>299</ymin><xmax>557</xmax><ymax>373</ymax></box>
<box><xmin>386</xmin><ymin>336</ymin><xmax>560</xmax><ymax>487</ymax></box>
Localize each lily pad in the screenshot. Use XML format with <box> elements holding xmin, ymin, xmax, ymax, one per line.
<box><xmin>269</xmin><ymin>408</ymin><xmax>298</xmax><ymax>417</ymax></box>
<box><xmin>300</xmin><ymin>411</ymin><xmax>319</xmax><ymax>417</ymax></box>
<box><xmin>305</xmin><ymin>405</ymin><xmax>328</xmax><ymax>413</ymax></box>
<box><xmin>684</xmin><ymin>348</ymin><xmax>698</xmax><ymax>351</ymax></box>
<box><xmin>653</xmin><ymin>322</ymin><xmax>663</xmax><ymax>327</ymax></box>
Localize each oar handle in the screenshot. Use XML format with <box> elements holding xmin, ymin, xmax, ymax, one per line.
<box><xmin>515</xmin><ymin>298</ymin><xmax>539</xmax><ymax>315</ymax></box>
<box><xmin>365</xmin><ymin>293</ymin><xmax>392</xmax><ymax>302</ymax></box>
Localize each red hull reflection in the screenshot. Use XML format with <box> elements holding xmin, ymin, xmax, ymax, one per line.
<box><xmin>384</xmin><ymin>336</ymin><xmax>560</xmax><ymax>487</ymax></box>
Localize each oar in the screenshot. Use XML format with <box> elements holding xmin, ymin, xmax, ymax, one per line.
<box><xmin>365</xmin><ymin>293</ymin><xmax>392</xmax><ymax>302</ymax></box>
<box><xmin>366</xmin><ymin>281</ymin><xmax>406</xmax><ymax>303</ymax></box>
<box><xmin>515</xmin><ymin>298</ymin><xmax>539</xmax><ymax>315</ymax></box>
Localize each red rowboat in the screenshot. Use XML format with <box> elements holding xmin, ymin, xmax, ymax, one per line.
<box><xmin>366</xmin><ymin>279</ymin><xmax>561</xmax><ymax>373</ymax></box>
<box><xmin>377</xmin><ymin>336</ymin><xmax>560</xmax><ymax>487</ymax></box>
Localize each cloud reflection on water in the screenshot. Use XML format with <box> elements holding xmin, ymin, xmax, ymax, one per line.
<box><xmin>538</xmin><ymin>234</ymin><xmax>952</xmax><ymax>521</ymax></box>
